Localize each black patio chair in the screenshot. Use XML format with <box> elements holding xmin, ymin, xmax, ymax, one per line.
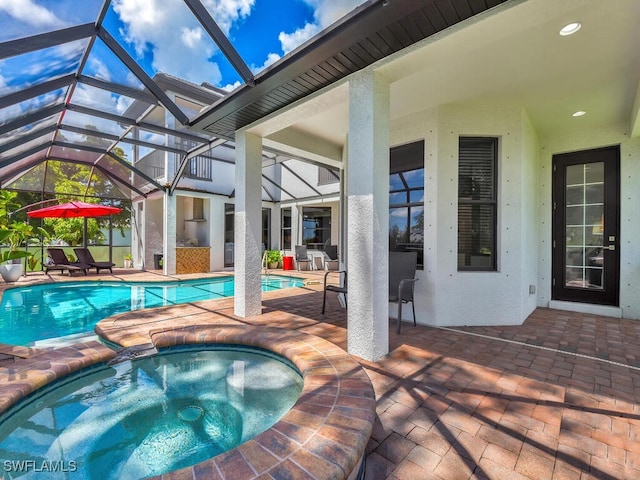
<box><xmin>323</xmin><ymin>244</ymin><xmax>339</xmax><ymax>270</ymax></box>
<box><xmin>322</xmin><ymin>270</ymin><xmax>347</xmax><ymax>314</ymax></box>
<box><xmin>390</xmin><ymin>251</ymin><xmax>419</xmax><ymax>334</ymax></box>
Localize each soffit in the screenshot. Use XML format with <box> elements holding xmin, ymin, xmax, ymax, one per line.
<box><xmin>254</xmin><ymin>0</ymin><xmax>640</xmax><ymax>153</ymax></box>
<box><xmin>192</xmin><ymin>0</ymin><xmax>510</xmax><ymax>138</ymax></box>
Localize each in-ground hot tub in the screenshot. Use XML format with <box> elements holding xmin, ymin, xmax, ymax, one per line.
<box><xmin>0</xmin><ymin>345</ymin><xmax>303</xmax><ymax>479</ymax></box>
<box><xmin>0</xmin><ymin>326</ymin><xmax>376</xmax><ymax>479</ymax></box>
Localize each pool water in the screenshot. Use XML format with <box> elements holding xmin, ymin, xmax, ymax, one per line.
<box><xmin>0</xmin><ymin>275</ymin><xmax>304</xmax><ymax>346</ymax></box>
<box><xmin>0</xmin><ymin>345</ymin><xmax>303</xmax><ymax>479</ymax></box>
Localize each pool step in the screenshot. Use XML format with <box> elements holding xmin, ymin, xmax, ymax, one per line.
<box><xmin>109</xmin><ymin>344</ymin><xmax>158</xmax><ymax>365</ymax></box>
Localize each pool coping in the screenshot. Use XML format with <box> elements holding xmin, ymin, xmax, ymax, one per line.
<box><xmin>0</xmin><ymin>324</ymin><xmax>375</xmax><ymax>480</ymax></box>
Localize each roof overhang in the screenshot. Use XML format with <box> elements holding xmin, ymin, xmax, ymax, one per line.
<box><xmin>191</xmin><ymin>0</ymin><xmax>509</xmax><ymax>138</ymax></box>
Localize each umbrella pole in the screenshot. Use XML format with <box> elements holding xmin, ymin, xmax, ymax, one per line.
<box><xmin>83</xmin><ymin>218</ymin><xmax>88</xmax><ymax>248</ymax></box>
<box><xmin>109</xmin><ymin>215</ymin><xmax>113</xmax><ymax>265</ymax></box>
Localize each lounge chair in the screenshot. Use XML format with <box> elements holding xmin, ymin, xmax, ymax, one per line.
<box><xmin>45</xmin><ymin>248</ymin><xmax>89</xmax><ymax>276</ymax></box>
<box><xmin>389</xmin><ymin>251</ymin><xmax>419</xmax><ymax>334</ymax></box>
<box><xmin>74</xmin><ymin>247</ymin><xmax>115</xmax><ymax>274</ymax></box>
<box><xmin>322</xmin><ymin>270</ymin><xmax>347</xmax><ymax>314</ymax></box>
<box><xmin>295</xmin><ymin>245</ymin><xmax>312</xmax><ymax>271</ymax></box>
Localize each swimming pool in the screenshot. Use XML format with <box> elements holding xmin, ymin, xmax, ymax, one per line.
<box><xmin>0</xmin><ymin>344</ymin><xmax>303</xmax><ymax>479</ymax></box>
<box><xmin>0</xmin><ymin>275</ymin><xmax>304</xmax><ymax>346</ymax></box>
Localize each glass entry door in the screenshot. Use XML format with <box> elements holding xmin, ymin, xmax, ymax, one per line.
<box><xmin>552</xmin><ymin>146</ymin><xmax>620</xmax><ymax>305</ymax></box>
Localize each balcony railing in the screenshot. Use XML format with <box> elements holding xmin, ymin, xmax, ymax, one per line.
<box><xmin>134</xmin><ymin>150</ymin><xmax>215</xmax><ymax>187</ymax></box>
<box><xmin>182</xmin><ymin>156</ymin><xmax>212</xmax><ymax>181</ymax></box>
<box><xmin>134</xmin><ymin>150</ymin><xmax>165</xmax><ymax>187</ymax></box>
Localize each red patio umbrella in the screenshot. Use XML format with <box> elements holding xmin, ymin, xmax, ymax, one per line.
<box><xmin>27</xmin><ymin>201</ymin><xmax>122</xmax><ymax>219</ymax></box>
<box><xmin>26</xmin><ymin>201</ymin><xmax>123</xmax><ymax>263</ymax></box>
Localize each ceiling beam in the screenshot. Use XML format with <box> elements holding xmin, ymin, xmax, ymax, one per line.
<box><xmin>183</xmin><ymin>0</ymin><xmax>255</xmax><ymax>86</ymax></box>
<box><xmin>0</xmin><ymin>141</ymin><xmax>50</xmax><ymax>169</ymax></box>
<box><xmin>0</xmin><ymin>124</ymin><xmax>57</xmax><ymax>153</ymax></box>
<box><xmin>262</xmin><ymin>185</ymin><xmax>276</xmax><ymax>202</ymax></box>
<box><xmin>97</xmin><ymin>26</ymin><xmax>190</xmax><ymax>125</ymax></box>
<box><xmin>59</xmin><ymin>125</ymin><xmax>187</xmax><ymax>155</ymax></box>
<box><xmin>65</xmin><ymin>104</ymin><xmax>211</xmax><ymax>144</ymax></box>
<box><xmin>0</xmin><ymin>23</ymin><xmax>95</xmax><ymax>60</ymax></box>
<box><xmin>0</xmin><ymin>158</ymin><xmax>46</xmax><ymax>186</ymax></box>
<box><xmin>170</xmin><ymin>137</ymin><xmax>228</xmax><ymax>195</ymax></box>
<box><xmin>0</xmin><ymin>103</ymin><xmax>65</xmax><ymax>136</ymax></box>
<box><xmin>106</xmin><ymin>152</ymin><xmax>165</xmax><ymax>192</ymax></box>
<box><xmin>0</xmin><ymin>74</ymin><xmax>75</xmax><ymax>110</ymax></box>
<box><xmin>280</xmin><ymin>161</ymin><xmax>322</xmax><ymax>196</ymax></box>
<box><xmin>43</xmin><ymin>140</ymin><xmax>165</xmax><ymax>192</ymax></box>
<box><xmin>78</xmin><ymin>75</ymin><xmax>159</xmax><ymax>105</ymax></box>
<box><xmin>92</xmin><ymin>163</ymin><xmax>148</xmax><ymax>198</ymax></box>
<box><xmin>262</xmin><ymin>173</ymin><xmax>296</xmax><ymax>200</ymax></box>
<box><xmin>0</xmin><ymin>157</ymin><xmax>146</xmax><ymax>199</ymax></box>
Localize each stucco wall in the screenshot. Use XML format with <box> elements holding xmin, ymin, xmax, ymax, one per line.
<box><xmin>144</xmin><ymin>196</ymin><xmax>164</xmax><ymax>270</ymax></box>
<box><xmin>390</xmin><ymin>103</ymin><xmax>540</xmax><ymax>326</ymax></box>
<box><xmin>538</xmin><ymin>123</ymin><xmax>640</xmax><ymax>319</ymax></box>
<box><xmin>519</xmin><ymin>111</ymin><xmax>540</xmax><ymax>320</ymax></box>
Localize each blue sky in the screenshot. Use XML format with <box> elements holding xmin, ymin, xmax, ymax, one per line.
<box><xmin>0</xmin><ymin>0</ymin><xmax>364</xmax><ymax>161</ymax></box>
<box><xmin>0</xmin><ymin>0</ymin><xmax>364</xmax><ymax>151</ymax></box>
<box><xmin>0</xmin><ymin>0</ymin><xmax>365</xmax><ymax>93</ymax></box>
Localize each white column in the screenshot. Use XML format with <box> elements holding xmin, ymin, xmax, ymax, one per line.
<box><xmin>271</xmin><ymin>204</ymin><xmax>281</xmax><ymax>250</ymax></box>
<box><xmin>163</xmin><ymin>193</ymin><xmax>177</xmax><ymax>275</ymax></box>
<box><xmin>234</xmin><ymin>130</ymin><xmax>263</xmax><ymax>317</ymax></box>
<box><xmin>209</xmin><ymin>197</ymin><xmax>225</xmax><ymax>271</ymax></box>
<box><xmin>347</xmin><ymin>70</ymin><xmax>390</xmax><ymax>362</ymax></box>
<box><xmin>291</xmin><ymin>204</ymin><xmax>301</xmax><ymax>254</ymax></box>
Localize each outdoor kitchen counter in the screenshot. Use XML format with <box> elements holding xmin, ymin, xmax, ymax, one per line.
<box><xmin>175</xmin><ymin>246</ymin><xmax>210</xmax><ymax>274</ymax></box>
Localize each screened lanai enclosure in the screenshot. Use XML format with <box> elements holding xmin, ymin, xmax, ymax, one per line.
<box><xmin>3</xmin><ymin>0</ymin><xmax>495</xmax><ymax>275</ymax></box>
<box><xmin>0</xmin><ymin>0</ymin><xmax>350</xmax><ymax>203</ymax></box>
<box><xmin>7</xmin><ymin>0</ymin><xmax>637</xmax><ymax>367</ymax></box>
<box><xmin>0</xmin><ymin>0</ymin><xmax>360</xmax><ymax>272</ymax></box>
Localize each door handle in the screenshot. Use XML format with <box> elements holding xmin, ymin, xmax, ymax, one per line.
<box><xmin>607</xmin><ymin>245</ymin><xmax>615</xmax><ymax>251</ymax></box>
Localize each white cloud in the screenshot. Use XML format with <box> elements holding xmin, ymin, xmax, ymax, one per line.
<box><xmin>278</xmin><ymin>0</ymin><xmax>365</xmax><ymax>55</ymax></box>
<box><xmin>251</xmin><ymin>52</ymin><xmax>281</xmax><ymax>74</ymax></box>
<box><xmin>221</xmin><ymin>80</ymin><xmax>242</xmax><ymax>92</ymax></box>
<box><xmin>201</xmin><ymin>0</ymin><xmax>254</xmax><ymax>35</ymax></box>
<box><xmin>278</xmin><ymin>23</ymin><xmax>319</xmax><ymax>55</ymax></box>
<box><xmin>306</xmin><ymin>0</ymin><xmax>364</xmax><ymax>30</ymax></box>
<box><xmin>113</xmin><ymin>0</ymin><xmax>254</xmax><ymax>87</ymax></box>
<box><xmin>181</xmin><ymin>27</ymin><xmax>204</xmax><ymax>49</ymax></box>
<box><xmin>0</xmin><ymin>0</ymin><xmax>65</xmax><ymax>28</ymax></box>
<box><xmin>87</xmin><ymin>57</ymin><xmax>112</xmax><ymax>83</ymax></box>
<box><xmin>0</xmin><ymin>71</ymin><xmax>13</xmax><ymax>97</ymax></box>
<box><xmin>137</xmin><ymin>129</ymin><xmax>166</xmax><ymax>145</ymax></box>
<box><xmin>73</xmin><ymin>84</ymin><xmax>118</xmax><ymax>112</ymax></box>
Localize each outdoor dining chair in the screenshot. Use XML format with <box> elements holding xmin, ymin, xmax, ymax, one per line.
<box><xmin>321</xmin><ymin>251</ymin><xmax>419</xmax><ymax>334</ymax></box>
<box><xmin>389</xmin><ymin>251</ymin><xmax>419</xmax><ymax>334</ymax></box>
<box><xmin>295</xmin><ymin>245</ymin><xmax>312</xmax><ymax>271</ymax></box>
<box><xmin>322</xmin><ymin>270</ymin><xmax>347</xmax><ymax>314</ymax></box>
<box><xmin>323</xmin><ymin>245</ymin><xmax>339</xmax><ymax>270</ymax></box>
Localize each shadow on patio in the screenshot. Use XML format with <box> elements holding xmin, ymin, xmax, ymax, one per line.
<box><xmin>1</xmin><ymin>274</ymin><xmax>639</xmax><ymax>479</ymax></box>
<box><xmin>261</xmin><ymin>289</ymin><xmax>640</xmax><ymax>479</ymax></box>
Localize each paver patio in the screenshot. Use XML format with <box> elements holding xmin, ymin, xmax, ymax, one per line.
<box><xmin>1</xmin><ymin>270</ymin><xmax>639</xmax><ymax>479</ymax></box>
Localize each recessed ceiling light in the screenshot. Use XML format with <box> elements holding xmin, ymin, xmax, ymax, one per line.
<box><xmin>572</xmin><ymin>111</ymin><xmax>586</xmax><ymax>117</ymax></box>
<box><xmin>560</xmin><ymin>22</ymin><xmax>582</xmax><ymax>36</ymax></box>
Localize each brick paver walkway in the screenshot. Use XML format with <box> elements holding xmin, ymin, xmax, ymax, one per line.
<box><xmin>1</xmin><ymin>270</ymin><xmax>639</xmax><ymax>479</ymax></box>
